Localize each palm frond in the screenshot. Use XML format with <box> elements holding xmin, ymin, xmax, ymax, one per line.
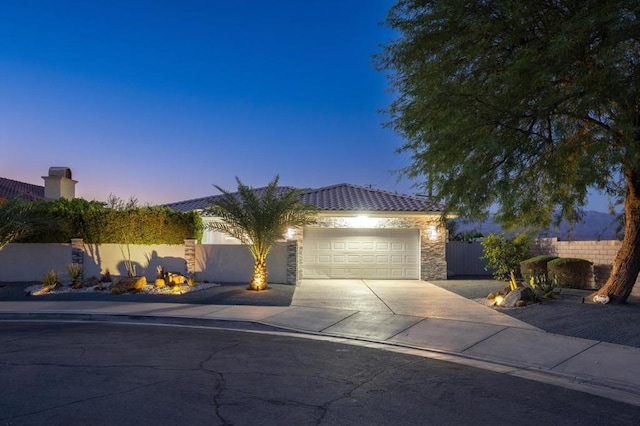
<box><xmin>203</xmin><ymin>176</ymin><xmax>317</xmax><ymax>260</ymax></box>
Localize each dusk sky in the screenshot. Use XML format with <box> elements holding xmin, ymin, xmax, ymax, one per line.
<box><xmin>0</xmin><ymin>0</ymin><xmax>612</xmax><ymax>212</ymax></box>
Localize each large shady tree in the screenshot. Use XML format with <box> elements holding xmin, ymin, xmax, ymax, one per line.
<box><xmin>377</xmin><ymin>0</ymin><xmax>640</xmax><ymax>303</ymax></box>
<box><xmin>204</xmin><ymin>176</ymin><xmax>317</xmax><ymax>290</ymax></box>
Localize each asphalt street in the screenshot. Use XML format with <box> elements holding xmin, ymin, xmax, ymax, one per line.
<box><xmin>1</xmin><ymin>322</ymin><xmax>638</xmax><ymax>426</ymax></box>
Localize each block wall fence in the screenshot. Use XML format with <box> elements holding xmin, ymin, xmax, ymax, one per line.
<box><xmin>532</xmin><ymin>238</ymin><xmax>640</xmax><ymax>294</ymax></box>
<box><xmin>0</xmin><ymin>240</ymin><xmax>289</xmax><ymax>284</ymax></box>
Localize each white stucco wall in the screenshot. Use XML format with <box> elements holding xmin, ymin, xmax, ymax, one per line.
<box><xmin>0</xmin><ymin>243</ymin><xmax>71</xmax><ymax>282</ymax></box>
<box><xmin>195</xmin><ymin>243</ymin><xmax>287</xmax><ymax>284</ymax></box>
<box><xmin>82</xmin><ymin>244</ymin><xmax>186</xmax><ymax>281</ymax></box>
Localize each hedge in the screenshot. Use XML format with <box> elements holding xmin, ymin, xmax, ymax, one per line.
<box><xmin>520</xmin><ymin>255</ymin><xmax>559</xmax><ymax>282</ymax></box>
<box><xmin>18</xmin><ymin>198</ymin><xmax>202</xmax><ymax>244</ymax></box>
<box><xmin>547</xmin><ymin>258</ymin><xmax>593</xmax><ymax>289</ymax></box>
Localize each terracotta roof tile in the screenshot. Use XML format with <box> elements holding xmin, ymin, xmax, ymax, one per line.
<box><xmin>0</xmin><ymin>177</ymin><xmax>45</xmax><ymax>201</ymax></box>
<box><xmin>164</xmin><ymin>183</ymin><xmax>443</xmax><ymax>213</ymax></box>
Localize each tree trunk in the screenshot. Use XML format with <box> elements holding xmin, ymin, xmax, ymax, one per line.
<box><xmin>590</xmin><ymin>170</ymin><xmax>640</xmax><ymax>304</ymax></box>
<box><xmin>250</xmin><ymin>258</ymin><xmax>268</xmax><ymax>291</ymax></box>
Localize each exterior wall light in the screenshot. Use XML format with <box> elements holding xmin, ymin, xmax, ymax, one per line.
<box><xmin>427</xmin><ymin>226</ymin><xmax>439</xmax><ymax>241</ymax></box>
<box><xmin>285</xmin><ymin>228</ymin><xmax>296</xmax><ymax>239</ymax></box>
<box><xmin>347</xmin><ymin>215</ymin><xmax>377</xmax><ymax>228</ymax></box>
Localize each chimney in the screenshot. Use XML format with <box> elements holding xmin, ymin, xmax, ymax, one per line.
<box><xmin>42</xmin><ymin>167</ymin><xmax>77</xmax><ymax>200</ymax></box>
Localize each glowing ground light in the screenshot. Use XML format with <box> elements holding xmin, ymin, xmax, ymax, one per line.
<box><xmin>494</xmin><ymin>295</ymin><xmax>504</xmax><ymax>306</ymax></box>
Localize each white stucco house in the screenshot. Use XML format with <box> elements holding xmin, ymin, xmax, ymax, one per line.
<box><xmin>164</xmin><ymin>183</ymin><xmax>448</xmax><ymax>282</ymax></box>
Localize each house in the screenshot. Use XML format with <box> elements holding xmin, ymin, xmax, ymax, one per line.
<box><xmin>0</xmin><ymin>167</ymin><xmax>77</xmax><ymax>202</ymax></box>
<box><xmin>165</xmin><ymin>183</ymin><xmax>448</xmax><ymax>281</ymax></box>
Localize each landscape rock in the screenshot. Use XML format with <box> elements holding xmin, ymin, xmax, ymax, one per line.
<box><xmin>109</xmin><ymin>276</ymin><xmax>147</xmax><ymax>294</ymax></box>
<box><xmin>164</xmin><ymin>272</ymin><xmax>189</xmax><ymax>286</ymax></box>
<box><xmin>501</xmin><ymin>287</ymin><xmax>535</xmax><ymax>308</ymax></box>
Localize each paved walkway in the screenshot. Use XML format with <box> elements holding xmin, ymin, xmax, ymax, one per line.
<box><xmin>1</xmin><ymin>279</ymin><xmax>639</xmax><ymax>407</ymax></box>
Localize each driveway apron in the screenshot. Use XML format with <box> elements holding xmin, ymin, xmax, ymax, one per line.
<box><xmin>293</xmin><ymin>279</ymin><xmax>536</xmax><ymax>329</ymax></box>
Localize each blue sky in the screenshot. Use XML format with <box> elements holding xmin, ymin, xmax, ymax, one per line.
<box><xmin>0</xmin><ymin>0</ymin><xmax>612</xmax><ymax>212</ymax></box>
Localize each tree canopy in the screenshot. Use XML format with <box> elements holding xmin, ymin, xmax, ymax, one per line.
<box><xmin>0</xmin><ymin>197</ymin><xmax>48</xmax><ymax>250</ymax></box>
<box><xmin>377</xmin><ymin>0</ymin><xmax>640</xmax><ymax>302</ymax></box>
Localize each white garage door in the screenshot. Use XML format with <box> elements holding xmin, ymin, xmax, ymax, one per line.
<box><xmin>303</xmin><ymin>228</ymin><xmax>420</xmax><ymax>279</ymax></box>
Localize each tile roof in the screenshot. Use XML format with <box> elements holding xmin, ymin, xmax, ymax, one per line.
<box><xmin>0</xmin><ymin>177</ymin><xmax>45</xmax><ymax>201</ymax></box>
<box><xmin>163</xmin><ymin>183</ymin><xmax>443</xmax><ymax>213</ymax></box>
<box><xmin>163</xmin><ymin>186</ymin><xmax>298</xmax><ymax>214</ymax></box>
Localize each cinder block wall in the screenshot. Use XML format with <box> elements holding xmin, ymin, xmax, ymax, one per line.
<box><xmin>533</xmin><ymin>238</ymin><xmax>640</xmax><ymax>295</ymax></box>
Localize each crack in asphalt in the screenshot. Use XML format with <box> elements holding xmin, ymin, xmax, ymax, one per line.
<box><xmin>315</xmin><ymin>357</ymin><xmax>422</xmax><ymax>425</ymax></box>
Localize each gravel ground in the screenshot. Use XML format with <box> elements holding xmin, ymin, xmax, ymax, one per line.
<box><xmin>430</xmin><ymin>279</ymin><xmax>640</xmax><ymax>349</ymax></box>
<box><xmin>0</xmin><ymin>281</ymin><xmax>295</xmax><ymax>306</ymax></box>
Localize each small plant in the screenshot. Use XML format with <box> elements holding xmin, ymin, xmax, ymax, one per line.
<box><xmin>67</xmin><ymin>263</ymin><xmax>83</xmax><ymax>284</ymax></box>
<box><xmin>527</xmin><ymin>274</ymin><xmax>557</xmax><ymax>301</ymax></box>
<box><xmin>123</xmin><ymin>258</ymin><xmax>136</xmax><ymax>277</ymax></box>
<box><xmin>42</xmin><ymin>270</ymin><xmax>60</xmax><ymax>289</ymax></box>
<box><xmin>481</xmin><ymin>232</ymin><xmax>531</xmax><ymax>281</ymax></box>
<box><xmin>187</xmin><ymin>273</ymin><xmax>196</xmax><ymax>287</ymax></box>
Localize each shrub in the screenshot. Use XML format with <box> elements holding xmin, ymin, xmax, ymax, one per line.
<box><xmin>67</xmin><ymin>263</ymin><xmax>83</xmax><ymax>283</ymax></box>
<box><xmin>42</xmin><ymin>270</ymin><xmax>59</xmax><ymax>288</ymax></box>
<box><xmin>547</xmin><ymin>258</ymin><xmax>593</xmax><ymax>289</ymax></box>
<box><xmin>481</xmin><ymin>232</ymin><xmax>532</xmax><ymax>280</ymax></box>
<box><xmin>18</xmin><ymin>198</ymin><xmax>203</xmax><ymax>244</ymax></box>
<box><xmin>527</xmin><ymin>274</ymin><xmax>557</xmax><ymax>301</ymax></box>
<box><xmin>520</xmin><ymin>255</ymin><xmax>559</xmax><ymax>282</ymax></box>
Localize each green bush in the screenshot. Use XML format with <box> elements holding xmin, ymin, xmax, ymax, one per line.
<box><xmin>18</xmin><ymin>198</ymin><xmax>203</xmax><ymax>244</ymax></box>
<box><xmin>481</xmin><ymin>232</ymin><xmax>531</xmax><ymax>280</ymax></box>
<box><xmin>547</xmin><ymin>258</ymin><xmax>593</xmax><ymax>289</ymax></box>
<box><xmin>520</xmin><ymin>255</ymin><xmax>559</xmax><ymax>283</ymax></box>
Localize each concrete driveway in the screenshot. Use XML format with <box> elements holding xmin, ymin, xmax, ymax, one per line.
<box><xmin>292</xmin><ymin>279</ymin><xmax>535</xmax><ymax>328</ymax></box>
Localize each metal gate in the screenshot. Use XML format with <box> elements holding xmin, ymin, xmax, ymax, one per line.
<box><xmin>445</xmin><ymin>241</ymin><xmax>493</xmax><ymax>277</ymax></box>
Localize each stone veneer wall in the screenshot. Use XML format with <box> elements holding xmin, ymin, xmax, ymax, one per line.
<box><xmin>289</xmin><ymin>215</ymin><xmax>447</xmax><ymax>282</ymax></box>
<box><xmin>286</xmin><ymin>240</ymin><xmax>300</xmax><ymax>284</ymax></box>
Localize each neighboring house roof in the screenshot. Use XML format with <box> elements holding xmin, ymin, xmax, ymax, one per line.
<box><xmin>0</xmin><ymin>177</ymin><xmax>45</xmax><ymax>201</ymax></box>
<box><xmin>163</xmin><ymin>183</ymin><xmax>443</xmax><ymax>213</ymax></box>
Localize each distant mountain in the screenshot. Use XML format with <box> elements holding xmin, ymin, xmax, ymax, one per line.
<box><xmin>452</xmin><ymin>211</ymin><xmax>622</xmax><ymax>241</ymax></box>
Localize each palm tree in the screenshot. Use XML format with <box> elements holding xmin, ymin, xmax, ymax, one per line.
<box><xmin>204</xmin><ymin>176</ymin><xmax>317</xmax><ymax>290</ymax></box>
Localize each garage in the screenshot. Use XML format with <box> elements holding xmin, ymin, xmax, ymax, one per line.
<box><xmin>302</xmin><ymin>228</ymin><xmax>420</xmax><ymax>279</ymax></box>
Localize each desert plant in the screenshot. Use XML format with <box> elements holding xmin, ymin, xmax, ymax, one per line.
<box><xmin>67</xmin><ymin>263</ymin><xmax>83</xmax><ymax>283</ymax></box>
<box><xmin>548</xmin><ymin>258</ymin><xmax>593</xmax><ymax>289</ymax></box>
<box><xmin>42</xmin><ymin>270</ymin><xmax>60</xmax><ymax>289</ymax></box>
<box><xmin>481</xmin><ymin>232</ymin><xmax>532</xmax><ymax>280</ymax></box>
<box><xmin>527</xmin><ymin>274</ymin><xmax>557</xmax><ymax>301</ymax></box>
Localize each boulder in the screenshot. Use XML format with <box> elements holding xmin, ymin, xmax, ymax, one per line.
<box><xmin>501</xmin><ymin>287</ymin><xmax>535</xmax><ymax>308</ymax></box>
<box><xmin>164</xmin><ymin>272</ymin><xmax>188</xmax><ymax>286</ymax></box>
<box><xmin>75</xmin><ymin>276</ymin><xmax>100</xmax><ymax>289</ymax></box>
<box><xmin>109</xmin><ymin>276</ymin><xmax>147</xmax><ymax>294</ymax></box>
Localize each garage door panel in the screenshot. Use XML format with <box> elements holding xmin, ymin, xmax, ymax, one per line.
<box><xmin>303</xmin><ymin>228</ymin><xmax>420</xmax><ymax>280</ymax></box>
<box><xmin>333</xmin><ymin>255</ymin><xmax>346</xmax><ymax>264</ymax></box>
<box><xmin>361</xmin><ymin>255</ymin><xmax>375</xmax><ymax>264</ymax></box>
